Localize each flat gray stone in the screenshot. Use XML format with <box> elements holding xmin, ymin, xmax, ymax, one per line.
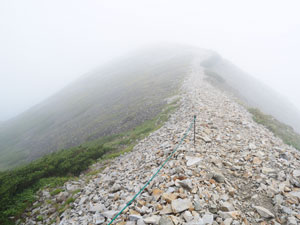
<box><xmin>56</xmin><ymin>192</ymin><xmax>69</xmax><ymax>203</ymax></box>
<box><xmin>137</xmin><ymin>219</ymin><xmax>146</xmax><ymax>225</ymax></box>
<box><xmin>171</xmin><ymin>199</ymin><xmax>192</xmax><ymax>213</ymax></box>
<box><xmin>144</xmin><ymin>215</ymin><xmax>161</xmax><ymax>224</ymax></box>
<box><xmin>66</xmin><ymin>184</ymin><xmax>80</xmax><ymax>192</ymax></box>
<box><xmin>253</xmin><ymin>206</ymin><xmax>274</xmax><ymax>218</ymax></box>
<box><xmin>89</xmin><ymin>203</ymin><xmax>106</xmax><ymax>213</ymax></box>
<box><xmin>129</xmin><ymin>214</ymin><xmax>143</xmax><ymax>221</ymax></box>
<box><xmin>194</xmin><ymin>200</ymin><xmax>202</xmax><ymax>211</ymax></box>
<box><xmin>289</xmin><ymin>191</ymin><xmax>300</xmax><ymax>199</ymax></box>
<box><xmin>220</xmin><ymin>202</ymin><xmax>235</xmax><ymax>212</ymax></box>
<box><xmin>202</xmin><ymin>214</ymin><xmax>213</xmax><ymax>224</ymax></box>
<box><xmin>293</xmin><ymin>170</ymin><xmax>300</xmax><ymax>177</ymax></box>
<box><xmin>94</xmin><ymin>214</ymin><xmax>105</xmax><ymax>224</ymax></box>
<box><xmin>177</xmin><ymin>179</ymin><xmax>193</xmax><ymax>191</ymax></box>
<box><xmin>79</xmin><ymin>196</ymin><xmax>88</xmax><ymax>205</ymax></box>
<box><xmin>287</xmin><ymin>216</ymin><xmax>297</xmax><ymax>225</ymax></box>
<box><xmin>100</xmin><ymin>210</ymin><xmax>118</xmax><ymax>219</ymax></box>
<box><xmin>212</xmin><ymin>173</ymin><xmax>225</xmax><ymax>183</ymax></box>
<box><xmin>183</xmin><ymin>211</ymin><xmax>193</xmax><ymax>222</ymax></box>
<box><xmin>186</xmin><ymin>156</ymin><xmax>202</xmax><ymax>167</ymax></box>
<box><xmin>159</xmin><ymin>216</ymin><xmax>174</xmax><ymax>225</ymax></box>
<box><xmin>111</xmin><ymin>183</ymin><xmax>121</xmax><ymax>193</ymax></box>
<box><xmin>223</xmin><ymin>218</ymin><xmax>233</xmax><ymax>225</ymax></box>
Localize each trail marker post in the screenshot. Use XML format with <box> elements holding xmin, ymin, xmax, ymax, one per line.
<box><xmin>194</xmin><ymin>115</ymin><xmax>196</xmax><ymax>147</ymax></box>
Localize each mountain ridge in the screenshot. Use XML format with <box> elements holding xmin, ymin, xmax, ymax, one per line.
<box><xmin>20</xmin><ymin>61</ymin><xmax>300</xmax><ymax>225</ymax></box>
<box><xmin>1</xmin><ymin>45</ymin><xmax>299</xmax><ymax>172</ymax></box>
<box><xmin>0</xmin><ymin>46</ymin><xmax>209</xmax><ymax>170</ymax></box>
<box><xmin>201</xmin><ymin>53</ymin><xmax>300</xmax><ymax>133</ymax></box>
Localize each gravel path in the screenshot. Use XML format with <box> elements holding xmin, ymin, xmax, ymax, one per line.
<box><xmin>24</xmin><ymin>58</ymin><xmax>300</xmax><ymax>225</ymax></box>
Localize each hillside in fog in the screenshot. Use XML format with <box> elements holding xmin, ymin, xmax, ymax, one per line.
<box><xmin>0</xmin><ymin>46</ymin><xmax>206</xmax><ymax>170</ymax></box>
<box><xmin>1</xmin><ymin>45</ymin><xmax>299</xmax><ymax>171</ymax></box>
<box><xmin>201</xmin><ymin>53</ymin><xmax>300</xmax><ymax>134</ymax></box>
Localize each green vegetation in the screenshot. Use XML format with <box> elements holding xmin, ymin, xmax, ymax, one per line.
<box><xmin>248</xmin><ymin>108</ymin><xmax>300</xmax><ymax>150</ymax></box>
<box><xmin>50</xmin><ymin>188</ymin><xmax>63</xmax><ymax>196</ymax></box>
<box><xmin>36</xmin><ymin>215</ymin><xmax>43</xmax><ymax>222</ymax></box>
<box><xmin>0</xmin><ymin>99</ymin><xmax>179</xmax><ymax>224</ymax></box>
<box><xmin>65</xmin><ymin>197</ymin><xmax>75</xmax><ymax>205</ymax></box>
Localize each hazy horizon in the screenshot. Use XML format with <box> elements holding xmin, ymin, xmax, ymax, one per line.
<box><xmin>1</xmin><ymin>0</ymin><xmax>300</xmax><ymax>121</ymax></box>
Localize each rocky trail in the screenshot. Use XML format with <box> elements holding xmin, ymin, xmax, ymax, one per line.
<box><xmin>24</xmin><ymin>60</ymin><xmax>300</xmax><ymax>225</ymax></box>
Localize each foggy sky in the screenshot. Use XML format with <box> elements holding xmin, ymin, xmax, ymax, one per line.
<box><xmin>1</xmin><ymin>0</ymin><xmax>300</xmax><ymax>121</ymax></box>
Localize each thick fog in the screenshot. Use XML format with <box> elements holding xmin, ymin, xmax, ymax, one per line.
<box><xmin>0</xmin><ymin>0</ymin><xmax>300</xmax><ymax>121</ymax></box>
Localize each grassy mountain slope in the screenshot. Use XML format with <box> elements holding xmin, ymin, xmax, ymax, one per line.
<box><xmin>0</xmin><ymin>46</ymin><xmax>206</xmax><ymax>170</ymax></box>
<box><xmin>0</xmin><ymin>99</ymin><xmax>180</xmax><ymax>224</ymax></box>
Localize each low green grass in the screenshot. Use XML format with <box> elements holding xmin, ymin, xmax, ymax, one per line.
<box><xmin>65</xmin><ymin>197</ymin><xmax>75</xmax><ymax>205</ymax></box>
<box><xmin>50</xmin><ymin>188</ymin><xmax>63</xmax><ymax>196</ymax></box>
<box><xmin>36</xmin><ymin>215</ymin><xmax>43</xmax><ymax>222</ymax></box>
<box><xmin>248</xmin><ymin>108</ymin><xmax>300</xmax><ymax>150</ymax></box>
<box><xmin>0</xmin><ymin>98</ymin><xmax>179</xmax><ymax>224</ymax></box>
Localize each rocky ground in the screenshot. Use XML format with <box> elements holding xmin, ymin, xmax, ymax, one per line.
<box><xmin>23</xmin><ymin>60</ymin><xmax>300</xmax><ymax>225</ymax></box>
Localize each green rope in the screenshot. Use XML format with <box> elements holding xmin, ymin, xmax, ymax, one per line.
<box><xmin>108</xmin><ymin>116</ymin><xmax>196</xmax><ymax>224</ymax></box>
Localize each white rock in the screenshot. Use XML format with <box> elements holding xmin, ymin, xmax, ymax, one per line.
<box><xmin>42</xmin><ymin>190</ymin><xmax>51</xmax><ymax>198</ymax></box>
<box><xmin>201</xmin><ymin>135</ymin><xmax>211</xmax><ymax>143</ymax></box>
<box><xmin>186</xmin><ymin>219</ymin><xmax>204</xmax><ymax>225</ymax></box>
<box><xmin>287</xmin><ymin>216</ymin><xmax>297</xmax><ymax>225</ymax></box>
<box><xmin>293</xmin><ymin>170</ymin><xmax>300</xmax><ymax>177</ymax></box>
<box><xmin>129</xmin><ymin>214</ymin><xmax>143</xmax><ymax>221</ymax></box>
<box><xmin>56</xmin><ymin>192</ymin><xmax>69</xmax><ymax>203</ymax></box>
<box><xmin>202</xmin><ymin>214</ymin><xmax>213</xmax><ymax>224</ymax></box>
<box><xmin>144</xmin><ymin>215</ymin><xmax>161</xmax><ymax>224</ymax></box>
<box><xmin>89</xmin><ymin>203</ymin><xmax>106</xmax><ymax>212</ymax></box>
<box><xmin>137</xmin><ymin>219</ymin><xmax>146</xmax><ymax>225</ymax></box>
<box><xmin>171</xmin><ymin>199</ymin><xmax>192</xmax><ymax>213</ymax></box>
<box><xmin>66</xmin><ymin>184</ymin><xmax>80</xmax><ymax>192</ymax></box>
<box><xmin>100</xmin><ymin>210</ymin><xmax>118</xmax><ymax>219</ymax></box>
<box><xmin>186</xmin><ymin>156</ymin><xmax>202</xmax><ymax>166</ymax></box>
<box><xmin>79</xmin><ymin>196</ymin><xmax>88</xmax><ymax>205</ymax></box>
<box><xmin>220</xmin><ymin>202</ymin><xmax>235</xmax><ymax>212</ymax></box>
<box><xmin>289</xmin><ymin>191</ymin><xmax>300</xmax><ymax>199</ymax></box>
<box><xmin>177</xmin><ymin>179</ymin><xmax>193</xmax><ymax>191</ymax></box>
<box><xmin>248</xmin><ymin>143</ymin><xmax>256</xmax><ymax>150</ymax></box>
<box><xmin>223</xmin><ymin>218</ymin><xmax>232</xmax><ymax>225</ymax></box>
<box><xmin>183</xmin><ymin>211</ymin><xmax>193</xmax><ymax>222</ymax></box>
<box><xmin>94</xmin><ymin>214</ymin><xmax>105</xmax><ymax>224</ymax></box>
<box><xmin>262</xmin><ymin>167</ymin><xmax>275</xmax><ymax>174</ymax></box>
<box><xmin>253</xmin><ymin>206</ymin><xmax>274</xmax><ymax>218</ymax></box>
<box><xmin>159</xmin><ymin>216</ymin><xmax>174</xmax><ymax>225</ymax></box>
<box><xmin>111</xmin><ymin>183</ymin><xmax>121</xmax><ymax>193</ymax></box>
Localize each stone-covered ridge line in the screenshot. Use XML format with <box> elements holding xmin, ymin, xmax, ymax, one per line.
<box><xmin>23</xmin><ymin>58</ymin><xmax>300</xmax><ymax>225</ymax></box>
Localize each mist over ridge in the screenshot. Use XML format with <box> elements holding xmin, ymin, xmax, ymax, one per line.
<box><xmin>0</xmin><ymin>44</ymin><xmax>299</xmax><ymax>171</ymax></box>
<box><xmin>201</xmin><ymin>52</ymin><xmax>300</xmax><ymax>133</ymax></box>
<box><xmin>0</xmin><ymin>45</ymin><xmax>204</xmax><ymax>170</ymax></box>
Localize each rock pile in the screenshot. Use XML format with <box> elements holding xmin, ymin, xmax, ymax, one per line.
<box><xmin>23</xmin><ymin>61</ymin><xmax>300</xmax><ymax>225</ymax></box>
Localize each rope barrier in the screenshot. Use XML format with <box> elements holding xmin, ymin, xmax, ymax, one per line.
<box><xmin>108</xmin><ymin>115</ymin><xmax>196</xmax><ymax>224</ymax></box>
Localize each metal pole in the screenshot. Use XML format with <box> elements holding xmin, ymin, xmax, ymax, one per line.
<box><xmin>194</xmin><ymin>115</ymin><xmax>196</xmax><ymax>147</ymax></box>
